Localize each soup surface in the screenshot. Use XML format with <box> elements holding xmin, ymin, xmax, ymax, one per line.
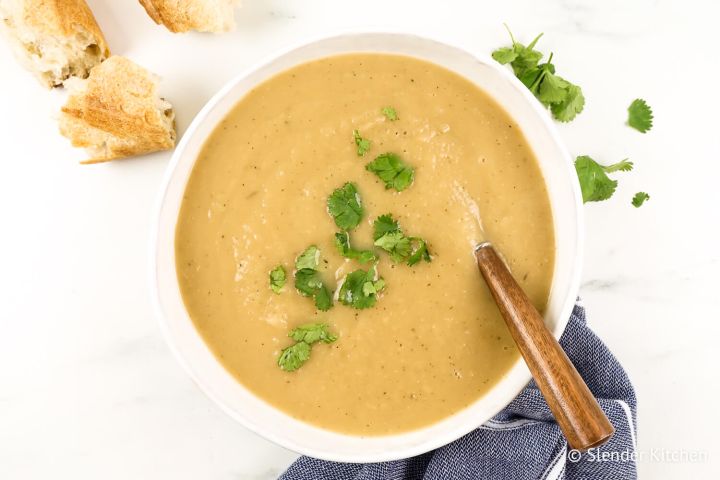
<box><xmin>175</xmin><ymin>54</ymin><xmax>555</xmax><ymax>435</ymax></box>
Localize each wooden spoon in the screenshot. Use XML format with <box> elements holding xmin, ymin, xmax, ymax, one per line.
<box><xmin>474</xmin><ymin>242</ymin><xmax>614</xmax><ymax>451</ymax></box>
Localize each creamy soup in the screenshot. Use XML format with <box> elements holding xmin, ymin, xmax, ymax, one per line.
<box><xmin>175</xmin><ymin>54</ymin><xmax>555</xmax><ymax>435</ymax></box>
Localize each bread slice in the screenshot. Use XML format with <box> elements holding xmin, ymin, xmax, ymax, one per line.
<box><xmin>138</xmin><ymin>0</ymin><xmax>239</xmax><ymax>33</ymax></box>
<box><xmin>59</xmin><ymin>56</ymin><xmax>176</xmax><ymax>163</ymax></box>
<box><xmin>0</xmin><ymin>0</ymin><xmax>110</xmax><ymax>87</ymax></box>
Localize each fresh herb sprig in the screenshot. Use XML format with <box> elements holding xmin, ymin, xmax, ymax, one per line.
<box><xmin>574</xmin><ymin>156</ymin><xmax>633</xmax><ymax>203</ymax></box>
<box><xmin>338</xmin><ymin>265</ymin><xmax>386</xmax><ymax>309</ymax></box>
<box><xmin>293</xmin><ymin>246</ymin><xmax>333</xmax><ymax>311</ymax></box>
<box><xmin>631</xmin><ymin>192</ymin><xmax>650</xmax><ymax>207</ymax></box>
<box><xmin>327</xmin><ymin>182</ymin><xmax>363</xmax><ymax>230</ymax></box>
<box><xmin>627</xmin><ymin>99</ymin><xmax>653</xmax><ymax>133</ymax></box>
<box><xmin>492</xmin><ymin>25</ymin><xmax>585</xmax><ymax>122</ymax></box>
<box><xmin>278</xmin><ymin>323</ymin><xmax>337</xmax><ymax>371</ymax></box>
<box><xmin>373</xmin><ymin>214</ymin><xmax>431</xmax><ymax>265</ymax></box>
<box><xmin>269</xmin><ymin>265</ymin><xmax>286</xmax><ymax>293</ymax></box>
<box><xmin>366</xmin><ymin>153</ymin><xmax>415</xmax><ymax>192</ymax></box>
<box><xmin>334</xmin><ymin>231</ymin><xmax>376</xmax><ymax>263</ymax></box>
<box><xmin>353</xmin><ymin>130</ymin><xmax>371</xmax><ymax>156</ymax></box>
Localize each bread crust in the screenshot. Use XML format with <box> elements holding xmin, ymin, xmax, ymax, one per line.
<box><xmin>0</xmin><ymin>0</ymin><xmax>110</xmax><ymax>86</ymax></box>
<box><xmin>138</xmin><ymin>0</ymin><xmax>237</xmax><ymax>33</ymax></box>
<box><xmin>59</xmin><ymin>56</ymin><xmax>176</xmax><ymax>163</ymax></box>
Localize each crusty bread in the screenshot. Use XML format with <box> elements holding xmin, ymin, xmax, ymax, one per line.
<box><xmin>139</xmin><ymin>0</ymin><xmax>239</xmax><ymax>33</ymax></box>
<box><xmin>0</xmin><ymin>0</ymin><xmax>110</xmax><ymax>87</ymax></box>
<box><xmin>59</xmin><ymin>56</ymin><xmax>176</xmax><ymax>163</ymax></box>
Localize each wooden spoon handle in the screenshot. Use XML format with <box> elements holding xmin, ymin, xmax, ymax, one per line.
<box><xmin>475</xmin><ymin>243</ymin><xmax>614</xmax><ymax>451</ymax></box>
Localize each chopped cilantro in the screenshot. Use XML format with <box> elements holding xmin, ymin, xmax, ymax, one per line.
<box><xmin>372</xmin><ymin>214</ymin><xmax>431</xmax><ymax>265</ymax></box>
<box><xmin>491</xmin><ymin>25</ymin><xmax>544</xmax><ymax>77</ymax></box>
<box><xmin>381</xmin><ymin>106</ymin><xmax>398</xmax><ymax>121</ymax></box>
<box><xmin>277</xmin><ymin>341</ymin><xmax>311</xmax><ymax>372</ymax></box>
<box><xmin>295</xmin><ymin>245</ymin><xmax>320</xmax><ymax>270</ymax></box>
<box><xmin>288</xmin><ymin>322</ymin><xmax>338</xmax><ymax>344</ymax></box>
<box><xmin>627</xmin><ymin>99</ymin><xmax>653</xmax><ymax>133</ymax></box>
<box><xmin>492</xmin><ymin>26</ymin><xmax>584</xmax><ymax>122</ymax></box>
<box><xmin>269</xmin><ymin>265</ymin><xmax>286</xmax><ymax>294</ymax></box>
<box><xmin>327</xmin><ymin>182</ymin><xmax>363</xmax><ymax>230</ymax></box>
<box><xmin>366</xmin><ymin>153</ymin><xmax>415</xmax><ymax>191</ymax></box>
<box><xmin>575</xmin><ymin>156</ymin><xmax>633</xmax><ymax>203</ymax></box>
<box><xmin>353</xmin><ymin>129</ymin><xmax>371</xmax><ymax>156</ymax></box>
<box><xmin>293</xmin><ymin>246</ymin><xmax>333</xmax><ymax>311</ymax></box>
<box><xmin>338</xmin><ymin>265</ymin><xmax>385</xmax><ymax>309</ymax></box>
<box><xmin>278</xmin><ymin>323</ymin><xmax>338</xmax><ymax>371</ymax></box>
<box><xmin>631</xmin><ymin>192</ymin><xmax>650</xmax><ymax>208</ymax></box>
<box><xmin>334</xmin><ymin>231</ymin><xmax>376</xmax><ymax>263</ymax></box>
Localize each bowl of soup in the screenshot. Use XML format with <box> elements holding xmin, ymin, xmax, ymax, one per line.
<box><xmin>151</xmin><ymin>33</ymin><xmax>583</xmax><ymax>462</ymax></box>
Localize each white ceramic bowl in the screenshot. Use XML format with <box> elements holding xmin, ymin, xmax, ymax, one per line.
<box><xmin>150</xmin><ymin>33</ymin><xmax>583</xmax><ymax>463</ymax></box>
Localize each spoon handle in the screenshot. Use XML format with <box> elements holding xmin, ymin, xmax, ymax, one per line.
<box><xmin>474</xmin><ymin>243</ymin><xmax>614</xmax><ymax>451</ymax></box>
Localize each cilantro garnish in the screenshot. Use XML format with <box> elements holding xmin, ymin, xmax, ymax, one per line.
<box><xmin>631</xmin><ymin>192</ymin><xmax>650</xmax><ymax>208</ymax></box>
<box><xmin>269</xmin><ymin>265</ymin><xmax>286</xmax><ymax>294</ymax></box>
<box><xmin>366</xmin><ymin>153</ymin><xmax>415</xmax><ymax>191</ymax></box>
<box><xmin>327</xmin><ymin>182</ymin><xmax>363</xmax><ymax>230</ymax></box>
<box><xmin>372</xmin><ymin>214</ymin><xmax>431</xmax><ymax>265</ymax></box>
<box><xmin>627</xmin><ymin>99</ymin><xmax>653</xmax><ymax>133</ymax></box>
<box><xmin>277</xmin><ymin>342</ymin><xmax>311</xmax><ymax>372</ymax></box>
<box><xmin>334</xmin><ymin>231</ymin><xmax>376</xmax><ymax>263</ymax></box>
<box><xmin>493</xmin><ymin>26</ymin><xmax>584</xmax><ymax>122</ymax></box>
<box><xmin>353</xmin><ymin>129</ymin><xmax>371</xmax><ymax>156</ymax></box>
<box><xmin>338</xmin><ymin>265</ymin><xmax>386</xmax><ymax>309</ymax></box>
<box><xmin>288</xmin><ymin>322</ymin><xmax>338</xmax><ymax>344</ymax></box>
<box><xmin>381</xmin><ymin>106</ymin><xmax>398</xmax><ymax>121</ymax></box>
<box><xmin>278</xmin><ymin>322</ymin><xmax>338</xmax><ymax>372</ymax></box>
<box><xmin>574</xmin><ymin>156</ymin><xmax>633</xmax><ymax>203</ymax></box>
<box><xmin>294</xmin><ymin>246</ymin><xmax>333</xmax><ymax>311</ymax></box>
<box><xmin>295</xmin><ymin>245</ymin><xmax>319</xmax><ymax>270</ymax></box>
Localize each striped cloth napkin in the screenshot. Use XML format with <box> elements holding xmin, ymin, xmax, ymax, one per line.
<box><xmin>280</xmin><ymin>302</ymin><xmax>638</xmax><ymax>480</ymax></box>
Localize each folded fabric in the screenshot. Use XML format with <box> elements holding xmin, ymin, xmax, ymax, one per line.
<box><xmin>280</xmin><ymin>302</ymin><xmax>638</xmax><ymax>480</ymax></box>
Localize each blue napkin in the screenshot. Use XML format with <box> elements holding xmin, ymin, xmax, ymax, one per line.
<box><xmin>280</xmin><ymin>302</ymin><xmax>638</xmax><ymax>480</ymax></box>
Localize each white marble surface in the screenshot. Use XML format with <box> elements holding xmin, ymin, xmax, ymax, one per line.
<box><xmin>1</xmin><ymin>0</ymin><xmax>718</xmax><ymax>478</ymax></box>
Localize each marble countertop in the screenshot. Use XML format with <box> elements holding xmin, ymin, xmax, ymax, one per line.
<box><xmin>1</xmin><ymin>0</ymin><xmax>718</xmax><ymax>478</ymax></box>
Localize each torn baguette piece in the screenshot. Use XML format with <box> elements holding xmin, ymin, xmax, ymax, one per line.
<box><xmin>59</xmin><ymin>56</ymin><xmax>176</xmax><ymax>163</ymax></box>
<box><xmin>0</xmin><ymin>0</ymin><xmax>110</xmax><ymax>87</ymax></box>
<box><xmin>138</xmin><ymin>0</ymin><xmax>239</xmax><ymax>33</ymax></box>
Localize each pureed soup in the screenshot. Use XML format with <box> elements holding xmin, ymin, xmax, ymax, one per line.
<box><xmin>175</xmin><ymin>54</ymin><xmax>555</xmax><ymax>435</ymax></box>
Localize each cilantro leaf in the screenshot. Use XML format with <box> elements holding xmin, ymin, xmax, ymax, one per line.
<box><xmin>492</xmin><ymin>26</ymin><xmax>544</xmax><ymax>77</ymax></box>
<box><xmin>294</xmin><ymin>268</ymin><xmax>323</xmax><ymax>296</ymax></box>
<box><xmin>353</xmin><ymin>129</ymin><xmax>371</xmax><ymax>156</ymax></box>
<box><xmin>550</xmin><ymin>84</ymin><xmax>585</xmax><ymax>122</ymax></box>
<box><xmin>295</xmin><ymin>245</ymin><xmax>320</xmax><ymax>270</ymax></box>
<box><xmin>372</xmin><ymin>214</ymin><xmax>431</xmax><ymax>265</ymax></box>
<box><xmin>632</xmin><ymin>192</ymin><xmax>650</xmax><ymax>208</ymax></box>
<box><xmin>381</xmin><ymin>106</ymin><xmax>398</xmax><ymax>121</ymax></box>
<box><xmin>327</xmin><ymin>182</ymin><xmax>363</xmax><ymax>230</ymax></box>
<box><xmin>602</xmin><ymin>159</ymin><xmax>634</xmax><ymax>173</ymax></box>
<box><xmin>294</xmin><ymin>246</ymin><xmax>333</xmax><ymax>311</ymax></box>
<box><xmin>491</xmin><ymin>46</ymin><xmax>518</xmax><ymax>64</ymax></box>
<box><xmin>288</xmin><ymin>322</ymin><xmax>338</xmax><ymax>344</ymax></box>
<box><xmin>372</xmin><ymin>214</ymin><xmax>400</xmax><ymax>240</ymax></box>
<box><xmin>492</xmin><ymin>27</ymin><xmax>584</xmax><ymax>122</ymax></box>
<box><xmin>277</xmin><ymin>341</ymin><xmax>311</xmax><ymax>372</ymax></box>
<box><xmin>575</xmin><ymin>155</ymin><xmax>633</xmax><ymax>203</ymax></box>
<box><xmin>269</xmin><ymin>265</ymin><xmax>286</xmax><ymax>294</ymax></box>
<box><xmin>374</xmin><ymin>231</ymin><xmax>411</xmax><ymax>262</ymax></box>
<box><xmin>314</xmin><ymin>286</ymin><xmax>332</xmax><ymax>311</ymax></box>
<box><xmin>366</xmin><ymin>153</ymin><xmax>415</xmax><ymax>191</ymax></box>
<box><xmin>627</xmin><ymin>99</ymin><xmax>653</xmax><ymax>133</ymax></box>
<box><xmin>334</xmin><ymin>231</ymin><xmax>376</xmax><ymax>263</ymax></box>
<box><xmin>407</xmin><ymin>238</ymin><xmax>431</xmax><ymax>266</ymax></box>
<box><xmin>278</xmin><ymin>322</ymin><xmax>338</xmax><ymax>372</ymax></box>
<box><xmin>338</xmin><ymin>265</ymin><xmax>385</xmax><ymax>309</ymax></box>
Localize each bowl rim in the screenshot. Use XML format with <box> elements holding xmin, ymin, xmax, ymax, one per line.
<box><xmin>149</xmin><ymin>31</ymin><xmax>584</xmax><ymax>463</ymax></box>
